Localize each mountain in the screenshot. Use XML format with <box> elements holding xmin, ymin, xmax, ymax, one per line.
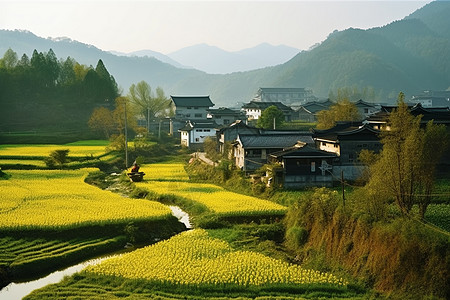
<box><xmin>110</xmin><ymin>49</ymin><xmax>187</xmax><ymax>69</ymax></box>
<box><xmin>167</xmin><ymin>43</ymin><xmax>300</xmax><ymax>74</ymax></box>
<box><xmin>1</xmin><ymin>1</ymin><xmax>449</xmax><ymax>107</ymax></box>
<box><xmin>0</xmin><ymin>29</ymin><xmax>205</xmax><ymax>93</ymax></box>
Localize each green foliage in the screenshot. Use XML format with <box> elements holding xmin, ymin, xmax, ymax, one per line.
<box><xmin>0</xmin><ymin>48</ymin><xmax>119</xmax><ymax>140</ymax></box>
<box><xmin>365</xmin><ymin>93</ymin><xmax>449</xmax><ymax>218</ymax></box>
<box><xmin>316</xmin><ymin>99</ymin><xmax>361</xmax><ymax>129</ymax></box>
<box><xmin>257</xmin><ymin>105</ymin><xmax>285</xmax><ymax>129</ymax></box>
<box><xmin>44</xmin><ymin>149</ymin><xmax>70</xmax><ymax>168</ymax></box>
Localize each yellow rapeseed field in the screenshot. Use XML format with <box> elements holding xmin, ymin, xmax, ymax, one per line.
<box><xmin>142</xmin><ymin>163</ymin><xmax>190</xmax><ymax>181</ymax></box>
<box><xmin>135</xmin><ymin>163</ymin><xmax>287</xmax><ymax>216</ymax></box>
<box><xmin>87</xmin><ymin>229</ymin><xmax>347</xmax><ymax>287</ymax></box>
<box><xmin>0</xmin><ymin>169</ymin><xmax>172</xmax><ymax>230</ymax></box>
<box><xmin>0</xmin><ymin>144</ymin><xmax>108</xmax><ymax>157</ymax></box>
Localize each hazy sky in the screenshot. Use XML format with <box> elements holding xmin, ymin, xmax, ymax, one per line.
<box><xmin>0</xmin><ymin>0</ymin><xmax>433</xmax><ymax>54</ymax></box>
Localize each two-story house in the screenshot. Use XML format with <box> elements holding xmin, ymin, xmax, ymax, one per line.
<box><xmin>269</xmin><ymin>142</ymin><xmax>337</xmax><ymax>188</ymax></box>
<box><xmin>170</xmin><ymin>95</ymin><xmax>214</xmax><ymax>138</ymax></box>
<box><xmin>171</xmin><ymin>95</ymin><xmax>214</xmax><ymax>120</ymax></box>
<box><xmin>233</xmin><ymin>132</ymin><xmax>314</xmax><ymax>173</ymax></box>
<box><xmin>312</xmin><ymin>122</ymin><xmax>381</xmax><ymax>180</ymax></box>
<box><xmin>179</xmin><ymin>120</ymin><xmax>218</xmax><ymax>150</ymax></box>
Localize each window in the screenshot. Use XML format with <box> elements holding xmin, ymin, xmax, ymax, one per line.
<box><xmin>196</xmin><ymin>129</ymin><xmax>202</xmax><ymax>132</ymax></box>
<box><xmin>195</xmin><ymin>113</ymin><xmax>202</xmax><ymax>118</ymax></box>
<box><xmin>187</xmin><ymin>107</ymin><xmax>192</xmax><ymax>109</ymax></box>
<box><xmin>194</xmin><ymin>107</ymin><xmax>199</xmax><ymax>109</ymax></box>
<box><xmin>204</xmin><ymin>129</ymin><xmax>210</xmax><ymax>132</ymax></box>
<box><xmin>364</xmin><ymin>108</ymin><xmax>369</xmax><ymax>114</ymax></box>
<box><xmin>311</xmin><ymin>162</ymin><xmax>316</xmax><ymax>172</ymax></box>
<box><xmin>195</xmin><ymin>138</ymin><xmax>199</xmax><ymax>142</ymax></box>
<box><xmin>186</xmin><ymin>114</ymin><xmax>191</xmax><ymax>117</ymax></box>
<box><xmin>322</xmin><ymin>142</ymin><xmax>327</xmax><ymax>146</ymax></box>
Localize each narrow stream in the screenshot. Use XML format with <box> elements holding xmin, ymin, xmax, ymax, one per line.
<box><xmin>0</xmin><ymin>206</ymin><xmax>191</xmax><ymax>300</ymax></box>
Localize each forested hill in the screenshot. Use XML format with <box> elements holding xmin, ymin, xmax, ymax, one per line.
<box><xmin>1</xmin><ymin>1</ymin><xmax>449</xmax><ymax>109</ymax></box>
<box><xmin>0</xmin><ymin>50</ymin><xmax>119</xmax><ymax>139</ymax></box>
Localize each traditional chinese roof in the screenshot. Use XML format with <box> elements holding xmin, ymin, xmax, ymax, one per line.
<box><xmin>242</xmin><ymin>101</ymin><xmax>293</xmax><ymax>112</ymax></box>
<box><xmin>207</xmin><ymin>107</ymin><xmax>242</xmax><ymax>115</ymax></box>
<box><xmin>170</xmin><ymin>96</ymin><xmax>214</xmax><ymax>107</ymax></box>
<box><xmin>313</xmin><ymin>123</ymin><xmax>380</xmax><ymax>142</ymax></box>
<box><xmin>236</xmin><ymin>133</ymin><xmax>312</xmax><ymax>149</ymax></box>
<box><xmin>366</xmin><ymin>103</ymin><xmax>450</xmax><ymax>124</ymax></box>
<box><xmin>355</xmin><ymin>99</ymin><xmax>377</xmax><ymax>108</ymax></box>
<box><xmin>270</xmin><ymin>143</ymin><xmax>337</xmax><ymax>159</ymax></box>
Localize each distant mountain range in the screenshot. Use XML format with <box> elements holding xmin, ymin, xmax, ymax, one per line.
<box><xmin>1</xmin><ymin>1</ymin><xmax>449</xmax><ymax>107</ymax></box>
<box><xmin>111</xmin><ymin>43</ymin><xmax>300</xmax><ymax>74</ymax></box>
<box><xmin>165</xmin><ymin>43</ymin><xmax>300</xmax><ymax>74</ymax></box>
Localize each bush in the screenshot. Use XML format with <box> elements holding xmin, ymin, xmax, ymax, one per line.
<box><xmin>285</xmin><ymin>225</ymin><xmax>309</xmax><ymax>250</ymax></box>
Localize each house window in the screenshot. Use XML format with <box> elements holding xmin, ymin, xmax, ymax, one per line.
<box><xmin>194</xmin><ymin>107</ymin><xmax>199</xmax><ymax>109</ymax></box>
<box><xmin>195</xmin><ymin>113</ymin><xmax>202</xmax><ymax>118</ymax></box>
<box><xmin>186</xmin><ymin>114</ymin><xmax>191</xmax><ymax>117</ymax></box>
<box><xmin>196</xmin><ymin>129</ymin><xmax>202</xmax><ymax>132</ymax></box>
<box><xmin>195</xmin><ymin>138</ymin><xmax>199</xmax><ymax>142</ymax></box>
<box><xmin>187</xmin><ymin>107</ymin><xmax>192</xmax><ymax>109</ymax></box>
<box><xmin>311</xmin><ymin>162</ymin><xmax>316</xmax><ymax>172</ymax></box>
<box><xmin>204</xmin><ymin>129</ymin><xmax>210</xmax><ymax>132</ymax></box>
<box><xmin>322</xmin><ymin>142</ymin><xmax>327</xmax><ymax>146</ymax></box>
<box><xmin>334</xmin><ymin>144</ymin><xmax>338</xmax><ymax>148</ymax></box>
<box><xmin>364</xmin><ymin>108</ymin><xmax>369</xmax><ymax>114</ymax></box>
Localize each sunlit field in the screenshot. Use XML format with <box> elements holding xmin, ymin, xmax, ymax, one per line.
<box><xmin>0</xmin><ymin>140</ymin><xmax>109</xmax><ymax>157</ymax></box>
<box><xmin>142</xmin><ymin>163</ymin><xmax>190</xmax><ymax>181</ymax></box>
<box><xmin>87</xmin><ymin>229</ymin><xmax>347</xmax><ymax>287</ymax></box>
<box><xmin>0</xmin><ymin>169</ymin><xmax>172</xmax><ymax>231</ymax></box>
<box><xmin>135</xmin><ymin>163</ymin><xmax>287</xmax><ymax>217</ymax></box>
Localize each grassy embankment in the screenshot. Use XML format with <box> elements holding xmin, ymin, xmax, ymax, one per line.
<box><xmin>174</xmin><ymin>158</ymin><xmax>450</xmax><ymax>299</ymax></box>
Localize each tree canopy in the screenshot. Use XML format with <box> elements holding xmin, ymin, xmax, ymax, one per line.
<box><xmin>257</xmin><ymin>105</ymin><xmax>285</xmax><ymax>129</ymax></box>
<box><xmin>316</xmin><ymin>99</ymin><xmax>361</xmax><ymax>129</ymax></box>
<box><xmin>364</xmin><ymin>92</ymin><xmax>449</xmax><ymax>218</ymax></box>
<box><xmin>0</xmin><ymin>48</ymin><xmax>119</xmax><ymax>139</ymax></box>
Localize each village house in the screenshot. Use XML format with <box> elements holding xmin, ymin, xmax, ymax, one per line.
<box><xmin>242</xmin><ymin>101</ymin><xmax>294</xmax><ymax>122</ymax></box>
<box><xmin>354</xmin><ymin>99</ymin><xmax>380</xmax><ymax>119</ymax></box>
<box><xmin>179</xmin><ymin>120</ymin><xmax>218</xmax><ymax>150</ymax></box>
<box><xmin>170</xmin><ymin>95</ymin><xmax>215</xmax><ymax>137</ymax></box>
<box><xmin>410</xmin><ymin>90</ymin><xmax>450</xmax><ymax>108</ymax></box>
<box><xmin>233</xmin><ymin>132</ymin><xmax>314</xmax><ymax>173</ymax></box>
<box><xmin>207</xmin><ymin>107</ymin><xmax>245</xmax><ymax>126</ymax></box>
<box><xmin>312</xmin><ymin>122</ymin><xmax>381</xmax><ymax>180</ymax></box>
<box><xmin>365</xmin><ymin>103</ymin><xmax>450</xmax><ymax>130</ymax></box>
<box><xmin>295</xmin><ymin>99</ymin><xmax>334</xmax><ymax>122</ymax></box>
<box><xmin>269</xmin><ymin>142</ymin><xmax>337</xmax><ymax>188</ymax></box>
<box><xmin>216</xmin><ymin>120</ymin><xmax>260</xmax><ymax>154</ymax></box>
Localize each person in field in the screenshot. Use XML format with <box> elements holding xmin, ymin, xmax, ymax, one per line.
<box><xmin>131</xmin><ymin>162</ymin><xmax>140</xmax><ymax>173</ymax></box>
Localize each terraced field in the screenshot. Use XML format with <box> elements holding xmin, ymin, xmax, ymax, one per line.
<box><xmin>135</xmin><ymin>163</ymin><xmax>287</xmax><ymax>218</ymax></box>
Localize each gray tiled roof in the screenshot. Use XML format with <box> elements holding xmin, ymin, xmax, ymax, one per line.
<box><xmin>238</xmin><ymin>134</ymin><xmax>312</xmax><ymax>149</ymax></box>
<box><xmin>171</xmin><ymin>96</ymin><xmax>214</xmax><ymax>107</ymax></box>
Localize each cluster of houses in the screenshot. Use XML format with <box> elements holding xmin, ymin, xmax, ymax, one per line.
<box><xmin>161</xmin><ymin>88</ymin><xmax>450</xmax><ymax>189</ymax></box>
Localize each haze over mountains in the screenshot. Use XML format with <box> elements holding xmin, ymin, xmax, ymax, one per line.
<box><xmin>1</xmin><ymin>1</ymin><xmax>449</xmax><ymax>107</ymax></box>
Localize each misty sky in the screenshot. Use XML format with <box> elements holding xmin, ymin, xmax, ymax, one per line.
<box><xmin>0</xmin><ymin>0</ymin><xmax>433</xmax><ymax>54</ymax></box>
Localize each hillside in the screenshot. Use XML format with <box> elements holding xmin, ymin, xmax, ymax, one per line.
<box><xmin>1</xmin><ymin>1</ymin><xmax>449</xmax><ymax>107</ymax></box>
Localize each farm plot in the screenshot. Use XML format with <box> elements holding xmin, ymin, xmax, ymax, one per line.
<box><xmin>0</xmin><ymin>169</ymin><xmax>172</xmax><ymax>231</ymax></box>
<box><xmin>87</xmin><ymin>229</ymin><xmax>347</xmax><ymax>289</ymax></box>
<box><xmin>135</xmin><ymin>163</ymin><xmax>287</xmax><ymax>218</ymax></box>
<box><xmin>0</xmin><ymin>143</ymin><xmax>108</xmax><ymax>158</ymax></box>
